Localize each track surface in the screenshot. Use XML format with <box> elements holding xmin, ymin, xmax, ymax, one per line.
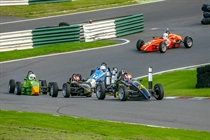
<box><xmin>0</xmin><ymin>0</ymin><xmax>210</xmax><ymax>131</ymax></box>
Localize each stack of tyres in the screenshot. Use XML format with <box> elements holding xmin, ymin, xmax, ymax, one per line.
<box><xmin>196</xmin><ymin>65</ymin><xmax>210</xmax><ymax>88</ymax></box>
<box><xmin>201</xmin><ymin>4</ymin><xmax>210</xmax><ymax>24</ymax></box>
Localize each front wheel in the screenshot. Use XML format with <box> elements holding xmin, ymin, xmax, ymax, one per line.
<box><xmin>153</xmin><ymin>84</ymin><xmax>164</xmax><ymax>100</ymax></box>
<box><xmin>118</xmin><ymin>85</ymin><xmax>128</xmax><ymax>101</ymax></box>
<box><xmin>50</xmin><ymin>82</ymin><xmax>59</xmax><ymax>97</ymax></box>
<box><xmin>41</xmin><ymin>80</ymin><xmax>48</xmax><ymax>95</ymax></box>
<box><xmin>14</xmin><ymin>81</ymin><xmax>22</xmax><ymax>95</ymax></box>
<box><xmin>96</xmin><ymin>83</ymin><xmax>106</xmax><ymax>100</ymax></box>
<box><xmin>62</xmin><ymin>83</ymin><xmax>70</xmax><ymax>98</ymax></box>
<box><xmin>136</xmin><ymin>39</ymin><xmax>144</xmax><ymax>51</ymax></box>
<box><xmin>184</xmin><ymin>36</ymin><xmax>193</xmax><ymax>48</ymax></box>
<box><xmin>159</xmin><ymin>42</ymin><xmax>167</xmax><ymax>53</ymax></box>
<box><xmin>8</xmin><ymin>79</ymin><xmax>15</xmax><ymax>93</ymax></box>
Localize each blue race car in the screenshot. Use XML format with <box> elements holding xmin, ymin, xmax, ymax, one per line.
<box><xmin>86</xmin><ymin>62</ymin><xmax>112</xmax><ymax>89</ymax></box>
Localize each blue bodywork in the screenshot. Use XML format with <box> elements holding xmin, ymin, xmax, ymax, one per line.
<box><xmin>88</xmin><ymin>65</ymin><xmax>111</xmax><ymax>84</ymax></box>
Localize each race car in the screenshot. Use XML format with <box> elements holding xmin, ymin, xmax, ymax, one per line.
<box><xmin>87</xmin><ymin>62</ymin><xmax>112</xmax><ymax>89</ymax></box>
<box><xmin>136</xmin><ymin>29</ymin><xmax>193</xmax><ymax>53</ymax></box>
<box><xmin>8</xmin><ymin>71</ymin><xmax>48</xmax><ymax>95</ymax></box>
<box><xmin>48</xmin><ymin>74</ymin><xmax>93</xmax><ymax>98</ymax></box>
<box><xmin>96</xmin><ymin>69</ymin><xmax>164</xmax><ymax>101</ymax></box>
<box><xmin>48</xmin><ymin>62</ymin><xmax>112</xmax><ymax>98</ymax></box>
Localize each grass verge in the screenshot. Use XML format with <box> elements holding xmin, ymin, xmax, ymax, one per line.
<box><xmin>0</xmin><ymin>0</ymin><xmax>155</xmax><ymax>18</ymax></box>
<box><xmin>138</xmin><ymin>68</ymin><xmax>210</xmax><ymax>97</ymax></box>
<box><xmin>0</xmin><ymin>40</ymin><xmax>116</xmax><ymax>62</ymax></box>
<box><xmin>0</xmin><ymin>110</ymin><xmax>209</xmax><ymax>140</ymax></box>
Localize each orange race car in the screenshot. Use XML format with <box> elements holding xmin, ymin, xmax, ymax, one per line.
<box><xmin>136</xmin><ymin>29</ymin><xmax>193</xmax><ymax>53</ymax></box>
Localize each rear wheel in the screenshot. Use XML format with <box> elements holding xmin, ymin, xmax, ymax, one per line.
<box><xmin>153</xmin><ymin>84</ymin><xmax>164</xmax><ymax>100</ymax></box>
<box><xmin>184</xmin><ymin>36</ymin><xmax>193</xmax><ymax>48</ymax></box>
<box><xmin>14</xmin><ymin>81</ymin><xmax>22</xmax><ymax>95</ymax></box>
<box><xmin>50</xmin><ymin>82</ymin><xmax>59</xmax><ymax>97</ymax></box>
<box><xmin>96</xmin><ymin>82</ymin><xmax>106</xmax><ymax>100</ymax></box>
<box><xmin>62</xmin><ymin>83</ymin><xmax>70</xmax><ymax>98</ymax></box>
<box><xmin>118</xmin><ymin>85</ymin><xmax>128</xmax><ymax>101</ymax></box>
<box><xmin>136</xmin><ymin>39</ymin><xmax>144</xmax><ymax>51</ymax></box>
<box><xmin>8</xmin><ymin>79</ymin><xmax>15</xmax><ymax>93</ymax></box>
<box><xmin>159</xmin><ymin>42</ymin><xmax>167</xmax><ymax>53</ymax></box>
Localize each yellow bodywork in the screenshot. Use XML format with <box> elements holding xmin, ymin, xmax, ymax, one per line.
<box><xmin>31</xmin><ymin>86</ymin><xmax>40</xmax><ymax>95</ymax></box>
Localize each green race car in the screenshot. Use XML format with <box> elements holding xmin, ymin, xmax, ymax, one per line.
<box><xmin>8</xmin><ymin>71</ymin><xmax>48</xmax><ymax>95</ymax></box>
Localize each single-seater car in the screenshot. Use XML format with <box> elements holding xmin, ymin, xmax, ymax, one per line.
<box><xmin>48</xmin><ymin>74</ymin><xmax>93</xmax><ymax>98</ymax></box>
<box><xmin>136</xmin><ymin>29</ymin><xmax>193</xmax><ymax>53</ymax></box>
<box><xmin>96</xmin><ymin>69</ymin><xmax>164</xmax><ymax>101</ymax></box>
<box><xmin>8</xmin><ymin>71</ymin><xmax>48</xmax><ymax>95</ymax></box>
<box><xmin>48</xmin><ymin>62</ymin><xmax>112</xmax><ymax>98</ymax></box>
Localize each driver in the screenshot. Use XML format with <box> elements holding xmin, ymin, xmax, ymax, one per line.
<box><xmin>162</xmin><ymin>33</ymin><xmax>170</xmax><ymax>46</ymax></box>
<box><xmin>123</xmin><ymin>73</ymin><xmax>132</xmax><ymax>82</ymax></box>
<box><xmin>100</xmin><ymin>65</ymin><xmax>106</xmax><ymax>72</ymax></box>
<box><xmin>29</xmin><ymin>74</ymin><xmax>36</xmax><ymax>80</ymax></box>
<box><xmin>72</xmin><ymin>75</ymin><xmax>81</xmax><ymax>83</ymax></box>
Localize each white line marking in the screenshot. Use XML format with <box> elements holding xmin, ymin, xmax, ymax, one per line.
<box><xmin>0</xmin><ymin>0</ymin><xmax>165</xmax><ymax>25</ymax></box>
<box><xmin>0</xmin><ymin>38</ymin><xmax>129</xmax><ymax>64</ymax></box>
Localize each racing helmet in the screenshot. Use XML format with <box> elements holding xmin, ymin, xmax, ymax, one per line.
<box><xmin>73</xmin><ymin>75</ymin><xmax>80</xmax><ymax>82</ymax></box>
<box><xmin>163</xmin><ymin>33</ymin><xmax>168</xmax><ymax>39</ymax></box>
<box><xmin>29</xmin><ymin>74</ymin><xmax>36</xmax><ymax>80</ymax></box>
<box><xmin>123</xmin><ymin>73</ymin><xmax>132</xmax><ymax>82</ymax></box>
<box><xmin>100</xmin><ymin>65</ymin><xmax>106</xmax><ymax>72</ymax></box>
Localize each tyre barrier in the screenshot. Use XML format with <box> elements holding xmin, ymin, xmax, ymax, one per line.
<box><xmin>196</xmin><ymin>65</ymin><xmax>210</xmax><ymax>88</ymax></box>
<box><xmin>201</xmin><ymin>4</ymin><xmax>210</xmax><ymax>24</ymax></box>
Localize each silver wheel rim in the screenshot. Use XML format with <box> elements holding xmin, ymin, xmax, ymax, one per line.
<box><xmin>96</xmin><ymin>86</ymin><xmax>101</xmax><ymax>98</ymax></box>
<box><xmin>8</xmin><ymin>85</ymin><xmax>10</xmax><ymax>92</ymax></box>
<box><xmin>118</xmin><ymin>88</ymin><xmax>124</xmax><ymax>100</ymax></box>
<box><xmin>50</xmin><ymin>85</ymin><xmax>54</xmax><ymax>96</ymax></box>
<box><xmin>162</xmin><ymin>44</ymin><xmax>166</xmax><ymax>52</ymax></box>
<box><xmin>14</xmin><ymin>86</ymin><xmax>17</xmax><ymax>94</ymax></box>
<box><xmin>62</xmin><ymin>85</ymin><xmax>66</xmax><ymax>97</ymax></box>
<box><xmin>187</xmin><ymin>38</ymin><xmax>193</xmax><ymax>47</ymax></box>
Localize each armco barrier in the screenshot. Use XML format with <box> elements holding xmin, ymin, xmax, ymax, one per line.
<box><xmin>0</xmin><ymin>30</ymin><xmax>33</xmax><ymax>52</ymax></box>
<box><xmin>32</xmin><ymin>25</ymin><xmax>80</xmax><ymax>47</ymax></box>
<box><xmin>29</xmin><ymin>0</ymin><xmax>70</xmax><ymax>5</ymax></box>
<box><xmin>0</xmin><ymin>0</ymin><xmax>71</xmax><ymax>6</ymax></box>
<box><xmin>81</xmin><ymin>20</ymin><xmax>116</xmax><ymax>42</ymax></box>
<box><xmin>115</xmin><ymin>14</ymin><xmax>144</xmax><ymax>37</ymax></box>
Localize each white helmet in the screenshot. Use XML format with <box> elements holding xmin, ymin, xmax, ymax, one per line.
<box><xmin>163</xmin><ymin>33</ymin><xmax>168</xmax><ymax>39</ymax></box>
<box><xmin>29</xmin><ymin>74</ymin><xmax>36</xmax><ymax>80</ymax></box>
<box><xmin>100</xmin><ymin>65</ymin><xmax>106</xmax><ymax>72</ymax></box>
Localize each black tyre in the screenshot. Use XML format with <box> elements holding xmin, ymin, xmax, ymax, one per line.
<box><xmin>8</xmin><ymin>79</ymin><xmax>15</xmax><ymax>93</ymax></box>
<box><xmin>41</xmin><ymin>80</ymin><xmax>48</xmax><ymax>95</ymax></box>
<box><xmin>59</xmin><ymin>22</ymin><xmax>70</xmax><ymax>26</ymax></box>
<box><xmin>159</xmin><ymin>42</ymin><xmax>167</xmax><ymax>53</ymax></box>
<box><xmin>62</xmin><ymin>83</ymin><xmax>70</xmax><ymax>98</ymax></box>
<box><xmin>136</xmin><ymin>39</ymin><xmax>144</xmax><ymax>51</ymax></box>
<box><xmin>96</xmin><ymin>82</ymin><xmax>106</xmax><ymax>100</ymax></box>
<box><xmin>50</xmin><ymin>82</ymin><xmax>59</xmax><ymax>97</ymax></box>
<box><xmin>118</xmin><ymin>85</ymin><xmax>128</xmax><ymax>101</ymax></box>
<box><xmin>153</xmin><ymin>84</ymin><xmax>164</xmax><ymax>100</ymax></box>
<box><xmin>184</xmin><ymin>36</ymin><xmax>193</xmax><ymax>48</ymax></box>
<box><xmin>14</xmin><ymin>81</ymin><xmax>22</xmax><ymax>95</ymax></box>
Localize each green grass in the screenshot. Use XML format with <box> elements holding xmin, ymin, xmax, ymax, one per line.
<box><xmin>0</xmin><ymin>0</ymin><xmax>155</xmax><ymax>18</ymax></box>
<box><xmin>138</xmin><ymin>68</ymin><xmax>210</xmax><ymax>97</ymax></box>
<box><xmin>0</xmin><ymin>110</ymin><xmax>209</xmax><ymax>140</ymax></box>
<box><xmin>0</xmin><ymin>40</ymin><xmax>116</xmax><ymax>62</ymax></box>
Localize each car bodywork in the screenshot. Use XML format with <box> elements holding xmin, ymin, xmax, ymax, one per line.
<box><xmin>136</xmin><ymin>30</ymin><xmax>193</xmax><ymax>53</ymax></box>
<box><xmin>8</xmin><ymin>71</ymin><xmax>48</xmax><ymax>95</ymax></box>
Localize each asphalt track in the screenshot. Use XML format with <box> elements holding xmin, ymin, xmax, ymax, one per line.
<box><xmin>0</xmin><ymin>0</ymin><xmax>210</xmax><ymax>132</ymax></box>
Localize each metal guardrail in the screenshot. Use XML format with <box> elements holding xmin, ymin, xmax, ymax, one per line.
<box><xmin>0</xmin><ymin>0</ymin><xmax>71</xmax><ymax>6</ymax></box>
<box><xmin>0</xmin><ymin>30</ymin><xmax>33</xmax><ymax>52</ymax></box>
<box><xmin>32</xmin><ymin>25</ymin><xmax>81</xmax><ymax>47</ymax></box>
